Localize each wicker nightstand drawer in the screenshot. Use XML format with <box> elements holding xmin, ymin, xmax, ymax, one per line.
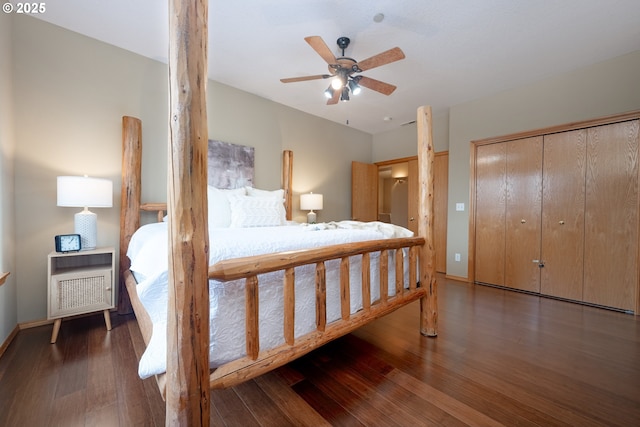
<box><xmin>49</xmin><ymin>267</ymin><xmax>113</xmax><ymax>318</ymax></box>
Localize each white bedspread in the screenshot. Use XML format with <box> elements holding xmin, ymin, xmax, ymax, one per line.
<box><xmin>127</xmin><ymin>221</ymin><xmax>412</xmax><ymax>379</ymax></box>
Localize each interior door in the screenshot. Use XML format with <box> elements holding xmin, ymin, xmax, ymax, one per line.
<box><xmin>583</xmin><ymin>120</ymin><xmax>639</xmax><ymax>311</ymax></box>
<box><xmin>475</xmin><ymin>143</ymin><xmax>506</xmax><ymax>286</ymax></box>
<box><xmin>407</xmin><ymin>159</ymin><xmax>418</xmax><ymax>235</ymax></box>
<box><xmin>540</xmin><ymin>129</ymin><xmax>586</xmax><ymax>301</ymax></box>
<box><xmin>351</xmin><ymin>161</ymin><xmax>378</xmax><ymax>222</ymax></box>
<box><xmin>374</xmin><ymin>155</ymin><xmax>448</xmax><ymax>273</ymax></box>
<box><xmin>433</xmin><ymin>153</ymin><xmax>448</xmax><ymax>273</ymax></box>
<box><xmin>505</xmin><ymin>137</ymin><xmax>543</xmax><ymax>292</ymax></box>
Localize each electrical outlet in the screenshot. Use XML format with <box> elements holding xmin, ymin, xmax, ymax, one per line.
<box><xmin>455</xmin><ymin>253</ymin><xmax>461</xmax><ymax>262</ymax></box>
<box><xmin>456</xmin><ymin>203</ymin><xmax>465</xmax><ymax>212</ymax></box>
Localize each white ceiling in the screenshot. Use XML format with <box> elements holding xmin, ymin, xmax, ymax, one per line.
<box><xmin>33</xmin><ymin>0</ymin><xmax>640</xmax><ymax>134</ymax></box>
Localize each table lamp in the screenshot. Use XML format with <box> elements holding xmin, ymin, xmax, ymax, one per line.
<box><xmin>57</xmin><ymin>176</ymin><xmax>113</xmax><ymax>250</ymax></box>
<box><xmin>300</xmin><ymin>192</ymin><xmax>323</xmax><ymax>224</ymax></box>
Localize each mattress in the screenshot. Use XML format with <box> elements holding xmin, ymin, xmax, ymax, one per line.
<box><xmin>127</xmin><ymin>220</ymin><xmax>413</xmax><ymax>379</ymax></box>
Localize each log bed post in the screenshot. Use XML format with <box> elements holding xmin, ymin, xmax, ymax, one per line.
<box><xmin>417</xmin><ymin>105</ymin><xmax>438</xmax><ymax>336</ymax></box>
<box><xmin>118</xmin><ymin>116</ymin><xmax>142</xmax><ymax>315</ymax></box>
<box><xmin>167</xmin><ymin>0</ymin><xmax>210</xmax><ymax>425</ymax></box>
<box><xmin>282</xmin><ymin>150</ymin><xmax>293</xmax><ymax>220</ymax></box>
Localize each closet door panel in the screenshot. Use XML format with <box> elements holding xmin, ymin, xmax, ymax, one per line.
<box><xmin>541</xmin><ymin>130</ymin><xmax>586</xmax><ymax>300</ymax></box>
<box><xmin>584</xmin><ymin>120</ymin><xmax>639</xmax><ymax>311</ymax></box>
<box><xmin>475</xmin><ymin>143</ymin><xmax>506</xmax><ymax>286</ymax></box>
<box><xmin>505</xmin><ymin>137</ymin><xmax>543</xmax><ymax>292</ymax></box>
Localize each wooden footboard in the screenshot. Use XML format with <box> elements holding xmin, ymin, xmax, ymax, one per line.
<box><xmin>127</xmin><ymin>231</ymin><xmax>426</xmax><ymax>399</ymax></box>
<box><xmin>207</xmin><ymin>236</ymin><xmax>426</xmax><ymax>389</ymax></box>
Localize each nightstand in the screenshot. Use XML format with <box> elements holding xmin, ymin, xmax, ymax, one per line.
<box><xmin>47</xmin><ymin>247</ymin><xmax>115</xmax><ymax>343</ymax></box>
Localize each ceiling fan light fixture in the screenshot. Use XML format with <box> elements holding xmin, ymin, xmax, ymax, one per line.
<box><xmin>348</xmin><ymin>79</ymin><xmax>362</xmax><ymax>95</ymax></box>
<box><xmin>280</xmin><ymin>35</ymin><xmax>405</xmax><ymax>105</ymax></box>
<box><xmin>324</xmin><ymin>86</ymin><xmax>335</xmax><ymax>99</ymax></box>
<box><xmin>340</xmin><ymin>87</ymin><xmax>350</xmax><ymax>102</ymax></box>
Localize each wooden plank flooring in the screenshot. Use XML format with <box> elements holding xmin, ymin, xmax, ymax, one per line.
<box><xmin>1</xmin><ymin>276</ymin><xmax>639</xmax><ymax>426</ymax></box>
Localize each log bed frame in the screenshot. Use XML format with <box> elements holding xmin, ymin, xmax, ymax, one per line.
<box><xmin>118</xmin><ymin>1</ymin><xmax>437</xmax><ymax>423</ymax></box>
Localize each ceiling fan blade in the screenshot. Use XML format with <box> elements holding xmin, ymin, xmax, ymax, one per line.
<box><xmin>326</xmin><ymin>88</ymin><xmax>340</xmax><ymax>105</ymax></box>
<box><xmin>356</xmin><ymin>47</ymin><xmax>405</xmax><ymax>72</ymax></box>
<box><xmin>358</xmin><ymin>76</ymin><xmax>397</xmax><ymax>96</ymax></box>
<box><xmin>280</xmin><ymin>74</ymin><xmax>331</xmax><ymax>83</ymax></box>
<box><xmin>305</xmin><ymin>36</ymin><xmax>337</xmax><ymax>65</ymax></box>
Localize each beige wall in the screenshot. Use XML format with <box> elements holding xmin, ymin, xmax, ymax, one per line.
<box><xmin>12</xmin><ymin>16</ymin><xmax>372</xmax><ymax>323</ymax></box>
<box><xmin>13</xmin><ymin>16</ymin><xmax>167</xmax><ymax>322</ymax></box>
<box><xmin>0</xmin><ymin>11</ymin><xmax>17</xmax><ymax>344</ymax></box>
<box><xmin>207</xmin><ymin>82</ymin><xmax>372</xmax><ymax>223</ymax></box>
<box><xmin>372</xmin><ymin>110</ymin><xmax>449</xmax><ymax>161</ymax></box>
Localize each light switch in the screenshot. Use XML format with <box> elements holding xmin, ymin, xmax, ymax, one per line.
<box><xmin>456</xmin><ymin>203</ymin><xmax>465</xmax><ymax>212</ymax></box>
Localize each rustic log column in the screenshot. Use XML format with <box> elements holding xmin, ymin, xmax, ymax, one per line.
<box><xmin>118</xmin><ymin>116</ymin><xmax>142</xmax><ymax>315</ymax></box>
<box><xmin>417</xmin><ymin>105</ymin><xmax>438</xmax><ymax>337</ymax></box>
<box><xmin>282</xmin><ymin>150</ymin><xmax>293</xmax><ymax>220</ymax></box>
<box><xmin>167</xmin><ymin>0</ymin><xmax>210</xmax><ymax>425</ymax></box>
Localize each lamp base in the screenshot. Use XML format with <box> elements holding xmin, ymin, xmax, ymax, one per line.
<box><xmin>74</xmin><ymin>208</ymin><xmax>97</xmax><ymax>250</ymax></box>
<box><xmin>307</xmin><ymin>210</ymin><xmax>317</xmax><ymax>224</ymax></box>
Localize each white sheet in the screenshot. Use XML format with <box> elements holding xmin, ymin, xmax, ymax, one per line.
<box><xmin>127</xmin><ymin>221</ymin><xmax>412</xmax><ymax>379</ymax></box>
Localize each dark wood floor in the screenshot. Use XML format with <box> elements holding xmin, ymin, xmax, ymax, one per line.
<box><xmin>1</xmin><ymin>276</ymin><xmax>639</xmax><ymax>426</ymax></box>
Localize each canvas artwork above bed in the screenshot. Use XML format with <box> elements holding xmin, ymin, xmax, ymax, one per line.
<box><xmin>207</xmin><ymin>139</ymin><xmax>254</xmax><ymax>189</ymax></box>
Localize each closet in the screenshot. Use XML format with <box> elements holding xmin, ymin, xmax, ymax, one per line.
<box><xmin>471</xmin><ymin>112</ymin><xmax>640</xmax><ymax>313</ymax></box>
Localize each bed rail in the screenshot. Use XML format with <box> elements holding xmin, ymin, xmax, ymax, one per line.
<box><xmin>207</xmin><ymin>236</ymin><xmax>426</xmax><ymax>389</ymax></box>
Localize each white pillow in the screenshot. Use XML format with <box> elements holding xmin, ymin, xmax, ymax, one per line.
<box><xmin>207</xmin><ymin>186</ymin><xmax>246</xmax><ymax>227</ymax></box>
<box><xmin>228</xmin><ymin>195</ymin><xmax>285</xmax><ymax>227</ymax></box>
<box><xmin>245</xmin><ymin>186</ymin><xmax>285</xmax><ymax>200</ymax></box>
<box><xmin>127</xmin><ymin>222</ymin><xmax>168</xmax><ymax>279</ymax></box>
<box><xmin>245</xmin><ymin>186</ymin><xmax>286</xmax><ymax>221</ymax></box>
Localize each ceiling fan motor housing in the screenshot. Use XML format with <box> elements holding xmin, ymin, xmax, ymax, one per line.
<box><xmin>336</xmin><ymin>36</ymin><xmax>351</xmax><ymax>52</ymax></box>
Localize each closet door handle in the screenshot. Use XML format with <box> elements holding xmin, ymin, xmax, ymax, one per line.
<box><xmin>409</xmin><ymin>217</ymin><xmax>415</xmax><ymax>221</ymax></box>
<box><xmin>559</xmin><ymin>220</ymin><xmax>565</xmax><ymax>225</ymax></box>
<box><xmin>521</xmin><ymin>219</ymin><xmax>526</xmax><ymax>224</ymax></box>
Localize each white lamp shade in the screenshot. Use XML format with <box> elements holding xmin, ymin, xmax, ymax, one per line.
<box><xmin>57</xmin><ymin>176</ymin><xmax>112</xmax><ymax>250</ymax></box>
<box><xmin>57</xmin><ymin>176</ymin><xmax>113</xmax><ymax>208</ymax></box>
<box><xmin>300</xmin><ymin>193</ymin><xmax>323</xmax><ymax>211</ymax></box>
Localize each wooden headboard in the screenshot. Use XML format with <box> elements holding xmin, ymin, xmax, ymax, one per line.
<box><xmin>117</xmin><ymin>115</ymin><xmax>293</xmax><ymax>313</ymax></box>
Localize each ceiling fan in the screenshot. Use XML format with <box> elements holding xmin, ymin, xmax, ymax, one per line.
<box><xmin>280</xmin><ymin>36</ymin><xmax>405</xmax><ymax>105</ymax></box>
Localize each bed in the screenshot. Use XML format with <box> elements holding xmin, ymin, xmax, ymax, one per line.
<box><xmin>118</xmin><ymin>109</ymin><xmax>437</xmax><ymax>400</ymax></box>
<box><xmin>119</xmin><ymin>107</ymin><xmax>436</xmax><ymax>402</ymax></box>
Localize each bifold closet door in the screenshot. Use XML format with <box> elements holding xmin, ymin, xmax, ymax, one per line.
<box><xmin>505</xmin><ymin>137</ymin><xmax>543</xmax><ymax>292</ymax></box>
<box><xmin>540</xmin><ymin>129</ymin><xmax>586</xmax><ymax>301</ymax></box>
<box><xmin>475</xmin><ymin>143</ymin><xmax>506</xmax><ymax>285</ymax></box>
<box><xmin>583</xmin><ymin>120</ymin><xmax>639</xmax><ymax>311</ymax></box>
